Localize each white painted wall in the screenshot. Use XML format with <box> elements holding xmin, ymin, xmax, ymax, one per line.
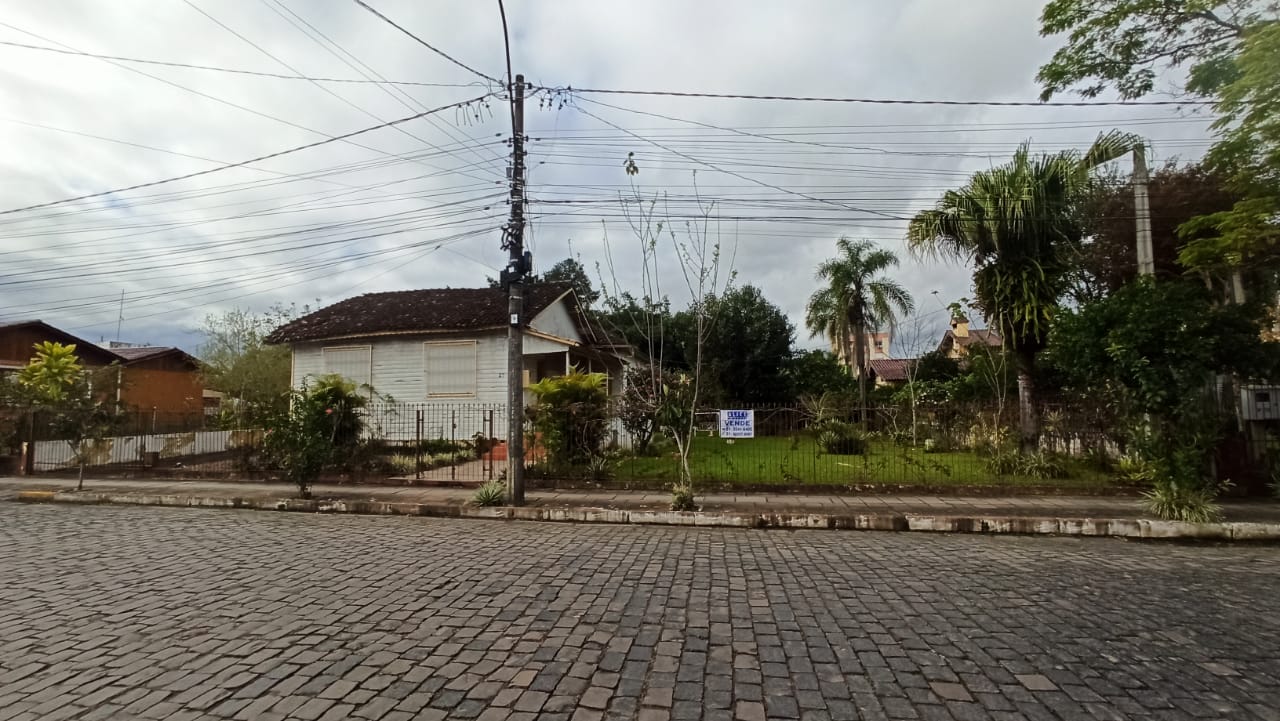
<box><xmin>529</xmin><ymin>297</ymin><xmax>582</xmax><ymax>342</ymax></box>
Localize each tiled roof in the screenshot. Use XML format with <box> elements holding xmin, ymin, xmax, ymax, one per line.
<box><xmin>868</xmin><ymin>358</ymin><xmax>914</xmax><ymax>382</ymax></box>
<box><xmin>109</xmin><ymin>346</ymin><xmax>202</xmax><ymax>368</ymax></box>
<box><xmin>266</xmin><ymin>284</ymin><xmax>574</xmax><ymax>344</ymax></box>
<box><xmin>110</xmin><ymin>346</ymin><xmax>172</xmax><ymax>361</ymax></box>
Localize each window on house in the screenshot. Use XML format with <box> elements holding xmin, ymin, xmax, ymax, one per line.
<box><xmin>322</xmin><ymin>346</ymin><xmax>372</xmax><ymax>388</ymax></box>
<box><xmin>425</xmin><ymin>341</ymin><xmax>477</xmax><ymax>397</ymax></box>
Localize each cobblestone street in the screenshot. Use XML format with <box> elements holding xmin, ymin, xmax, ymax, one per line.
<box><xmin>1</xmin><ymin>504</ymin><xmax>1278</xmax><ymax>721</ymax></box>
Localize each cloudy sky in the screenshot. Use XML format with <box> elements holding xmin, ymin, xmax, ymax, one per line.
<box><xmin>0</xmin><ymin>0</ymin><xmax>1215</xmax><ymax>355</ymax></box>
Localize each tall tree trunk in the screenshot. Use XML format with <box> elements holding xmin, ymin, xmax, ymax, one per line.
<box><xmin>853</xmin><ymin>318</ymin><xmax>868</xmax><ymax>430</ymax></box>
<box><xmin>1017</xmin><ymin>370</ymin><xmax>1039</xmax><ymax>452</ymax></box>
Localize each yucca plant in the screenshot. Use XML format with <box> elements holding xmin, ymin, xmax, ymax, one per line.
<box><xmin>1142</xmin><ymin>483</ymin><xmax>1223</xmax><ymax>523</ymax></box>
<box><xmin>472</xmin><ymin>480</ymin><xmax>506</xmax><ymax>507</ymax></box>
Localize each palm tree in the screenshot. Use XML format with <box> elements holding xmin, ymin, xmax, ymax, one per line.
<box><xmin>906</xmin><ymin>130</ymin><xmax>1142</xmax><ymax>449</ymax></box>
<box><xmin>805</xmin><ymin>238</ymin><xmax>914</xmax><ymax>426</ymax></box>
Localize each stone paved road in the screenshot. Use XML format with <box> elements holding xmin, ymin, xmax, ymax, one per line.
<box><xmin>2</xmin><ymin>506</ymin><xmax>1279</xmax><ymax>721</ymax></box>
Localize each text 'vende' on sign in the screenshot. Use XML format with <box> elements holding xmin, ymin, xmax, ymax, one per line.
<box><xmin>718</xmin><ymin>410</ymin><xmax>755</xmax><ymax>439</ymax></box>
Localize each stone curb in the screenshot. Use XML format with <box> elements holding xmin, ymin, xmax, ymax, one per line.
<box><xmin>13</xmin><ymin>490</ymin><xmax>1280</xmax><ymax>541</ymax></box>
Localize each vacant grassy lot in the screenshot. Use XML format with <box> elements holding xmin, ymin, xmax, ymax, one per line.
<box><xmin>614</xmin><ymin>435</ymin><xmax>1116</xmax><ymax>488</ymax></box>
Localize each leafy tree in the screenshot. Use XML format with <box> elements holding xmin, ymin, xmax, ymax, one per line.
<box><xmin>14</xmin><ymin>342</ymin><xmax>122</xmax><ymax>489</ymax></box>
<box><xmin>1073</xmin><ymin>163</ymin><xmax>1242</xmax><ymax>299</ymax></box>
<box><xmin>805</xmin><ymin>238</ymin><xmax>914</xmax><ymax>427</ymax></box>
<box><xmin>598</xmin><ymin>293</ymin><xmax>687</xmax><ymax>370</ymax></box>
<box><xmin>1035</xmin><ymin>0</ymin><xmax>1265</xmax><ymax>101</ymax></box>
<box><xmin>1047</xmin><ymin>278</ymin><xmax>1280</xmax><ymax>517</ymax></box>
<box><xmin>490</xmin><ymin>256</ymin><xmax>600</xmax><ymax>306</ymax></box>
<box><xmin>1180</xmin><ymin>21</ymin><xmax>1280</xmax><ymax>288</ymax></box>
<box><xmin>785</xmin><ymin>350</ymin><xmax>857</xmax><ymax>400</ymax></box>
<box><xmin>699</xmin><ymin>285</ymin><xmax>795</xmax><ymax>403</ymax></box>
<box><xmin>199</xmin><ymin>306</ymin><xmax>297</xmax><ymax>422</ymax></box>
<box><xmin>1036</xmin><ymin>2</ymin><xmax>1280</xmax><ymax>292</ymax></box>
<box><xmin>261</xmin><ymin>373</ymin><xmax>367</xmax><ymax>498</ymax></box>
<box><xmin>907</xmin><ymin>132</ymin><xmax>1141</xmax><ymax>449</ymax></box>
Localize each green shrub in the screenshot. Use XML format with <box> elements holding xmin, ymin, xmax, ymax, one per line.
<box><xmin>261</xmin><ymin>374</ymin><xmax>369</xmax><ymax>496</ymax></box>
<box><xmin>984</xmin><ymin>449</ymin><xmax>1022</xmax><ymax>475</ymax></box>
<box><xmin>1019</xmin><ymin>451</ymin><xmax>1069</xmax><ymax>479</ymax></box>
<box><xmin>1142</xmin><ymin>483</ymin><xmax>1222</xmax><ymax>523</ymax></box>
<box><xmin>387</xmin><ymin>454</ymin><xmax>419</xmax><ymax>474</ymax></box>
<box><xmin>816</xmin><ymin>421</ymin><xmax>868</xmax><ymax>455</ymax></box>
<box><xmin>670</xmin><ymin>484</ymin><xmax>696</xmax><ymax>511</ymax></box>
<box><xmin>527</xmin><ymin>370</ymin><xmax>610</xmax><ymax>466</ymax></box>
<box><xmin>472</xmin><ymin>480</ymin><xmax>506</xmax><ymax>507</ymax></box>
<box><xmin>415</xmin><ymin>438</ymin><xmax>466</xmax><ymax>455</ymax></box>
<box><xmin>1115</xmin><ymin>455</ymin><xmax>1155</xmax><ymax>486</ymax></box>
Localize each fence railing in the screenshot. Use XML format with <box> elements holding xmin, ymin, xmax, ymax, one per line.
<box><xmin>7</xmin><ymin>398</ymin><xmax>1278</xmax><ymax>491</ymax></box>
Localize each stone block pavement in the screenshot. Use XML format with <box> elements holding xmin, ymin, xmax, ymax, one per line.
<box><xmin>1</xmin><ymin>503</ymin><xmax>1279</xmax><ymax>720</ymax></box>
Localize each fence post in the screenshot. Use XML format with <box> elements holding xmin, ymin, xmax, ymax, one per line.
<box><xmin>450</xmin><ymin>410</ymin><xmax>457</xmax><ymax>481</ymax></box>
<box><xmin>415</xmin><ymin>409</ymin><xmax>423</xmax><ymax>481</ymax></box>
<box><xmin>487</xmin><ymin>409</ymin><xmax>494</xmax><ymax>481</ymax></box>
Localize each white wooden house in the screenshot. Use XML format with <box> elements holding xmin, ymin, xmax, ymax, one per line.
<box><xmin>266</xmin><ymin>284</ymin><xmax>632</xmax><ymax>439</ymax></box>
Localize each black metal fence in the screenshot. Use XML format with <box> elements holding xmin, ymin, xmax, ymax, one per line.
<box><xmin>7</xmin><ymin>396</ymin><xmax>1279</xmax><ymax>492</ymax></box>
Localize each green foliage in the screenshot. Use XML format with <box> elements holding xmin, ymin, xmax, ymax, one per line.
<box><xmin>261</xmin><ymin>375</ymin><xmax>369</xmax><ymax>497</ymax></box>
<box><xmin>527</xmin><ymin>369</ymin><xmax>610</xmax><ymax>466</ymax></box>
<box><xmin>1116</xmin><ymin>454</ymin><xmax>1156</xmax><ymax>485</ymax></box>
<box><xmin>17</xmin><ymin>342</ymin><xmax>84</xmax><ymax>404</ymax></box>
<box><xmin>199</xmin><ymin>306</ymin><xmax>298</xmax><ymax>422</ymax></box>
<box><xmin>10</xmin><ymin>342</ymin><xmax>123</xmax><ymax>487</ymax></box>
<box><xmin>908</xmin><ymin>132</ymin><xmax>1142</xmax><ymax>446</ymax></box>
<box><xmin>1018</xmin><ymin>451</ymin><xmax>1070</xmax><ymax>479</ymax></box>
<box><xmin>815</xmin><ymin>421</ymin><xmax>869</xmax><ymax>456</ymax></box>
<box><xmin>1183</xmin><ymin>20</ymin><xmax>1280</xmax><ymax>280</ymax></box>
<box><xmin>785</xmin><ymin>350</ymin><xmax>857</xmax><ymax>399</ymax></box>
<box><xmin>805</xmin><ymin>237</ymin><xmax>914</xmax><ymax>421</ymax></box>
<box><xmin>1142</xmin><ymin>483</ymin><xmax>1223</xmax><ymax>523</ymax></box>
<box><xmin>1035</xmin><ymin>0</ymin><xmax>1260</xmax><ymax>101</ymax></box>
<box><xmin>1049</xmin><ymin>277</ymin><xmax>1280</xmax><ymax>517</ymax></box>
<box><xmin>670</xmin><ymin>484</ymin><xmax>697</xmax><ymax>511</ymax></box>
<box><xmin>1074</xmin><ymin>162</ymin><xmax>1243</xmax><ymax>298</ymax></box>
<box><xmin>700</xmin><ymin>285</ymin><xmax>796</xmax><ymax>402</ymax></box>
<box><xmin>914</xmin><ymin>351</ymin><xmax>963</xmax><ymax>384</ymax></box>
<box><xmin>492</xmin><ymin>257</ymin><xmax>600</xmax><ymax>306</ymax></box>
<box><xmin>472</xmin><ymin>480</ymin><xmax>507</xmax><ymax>507</ymax></box>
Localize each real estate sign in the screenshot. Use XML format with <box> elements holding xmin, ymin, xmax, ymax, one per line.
<box><xmin>718</xmin><ymin>409</ymin><xmax>755</xmax><ymax>439</ymax></box>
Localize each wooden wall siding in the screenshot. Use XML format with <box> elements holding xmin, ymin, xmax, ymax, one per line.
<box><xmin>528</xmin><ymin>299</ymin><xmax>582</xmax><ymax>342</ymax></box>
<box><xmin>0</xmin><ymin>327</ymin><xmax>117</xmax><ymax>368</ymax></box>
<box><xmin>291</xmin><ymin>332</ymin><xmax>510</xmax><ymax>403</ymax></box>
<box><xmin>119</xmin><ymin>368</ymin><xmax>203</xmax><ymax>413</ymax></box>
<box><xmin>125</xmin><ymin>353</ymin><xmax>200</xmax><ymax>373</ymax></box>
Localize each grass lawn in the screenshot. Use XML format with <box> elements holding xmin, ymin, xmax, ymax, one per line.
<box><xmin>614</xmin><ymin>435</ymin><xmax>1117</xmax><ymax>489</ymax></box>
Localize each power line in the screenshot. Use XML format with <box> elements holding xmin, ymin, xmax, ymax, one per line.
<box><xmin>572</xmin><ymin>105</ymin><xmax>907</xmax><ymax>220</ymax></box>
<box><xmin>0</xmin><ymin>95</ymin><xmax>492</xmax><ymax>216</ymax></box>
<box><xmin>265</xmin><ymin>0</ymin><xmax>507</xmax><ymax>174</ymax></box>
<box><xmin>0</xmin><ymin>38</ymin><xmax>485</xmax><ymax>88</ymax></box>
<box><xmin>351</xmin><ymin>0</ymin><xmax>500</xmax><ymax>85</ymax></box>
<box><xmin>540</xmin><ymin>85</ymin><xmax>1219</xmax><ymax>107</ymax></box>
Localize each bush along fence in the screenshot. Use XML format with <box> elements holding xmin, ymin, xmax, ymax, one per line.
<box><xmin>8</xmin><ymin>386</ymin><xmax>1280</xmax><ymax>513</ymax></box>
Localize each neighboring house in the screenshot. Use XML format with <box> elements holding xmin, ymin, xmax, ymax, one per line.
<box><xmin>0</xmin><ymin>321</ymin><xmax>204</xmax><ymax>415</ymax></box>
<box><xmin>266</xmin><ymin>284</ymin><xmax>633</xmax><ymax>410</ymax></box>
<box><xmin>867</xmin><ymin>358</ymin><xmax>914</xmax><ymax>387</ymax></box>
<box><xmin>0</xmin><ymin>320</ymin><xmax>120</xmax><ymax>373</ymax></box>
<box><xmin>109</xmin><ymin>345</ymin><xmax>205</xmax><ymax>415</ymax></box>
<box><xmin>937</xmin><ymin>316</ymin><xmax>1002</xmax><ymax>359</ymax></box>
<box><xmin>832</xmin><ymin>331</ymin><xmax>892</xmax><ymax>368</ymax></box>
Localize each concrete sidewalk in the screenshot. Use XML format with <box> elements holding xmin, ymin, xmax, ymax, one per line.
<box><xmin>5</xmin><ymin>476</ymin><xmax>1280</xmax><ymax>540</ymax></box>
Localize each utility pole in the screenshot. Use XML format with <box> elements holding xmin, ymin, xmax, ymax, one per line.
<box><xmin>1133</xmin><ymin>145</ymin><xmax>1154</xmax><ymax>277</ymax></box>
<box><xmin>502</xmin><ymin>74</ymin><xmax>528</xmax><ymax>506</ymax></box>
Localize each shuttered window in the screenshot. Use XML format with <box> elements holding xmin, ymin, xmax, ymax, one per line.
<box><xmin>322</xmin><ymin>346</ymin><xmax>372</xmax><ymax>388</ymax></box>
<box><xmin>425</xmin><ymin>341</ymin><xmax>477</xmax><ymax>397</ymax></box>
